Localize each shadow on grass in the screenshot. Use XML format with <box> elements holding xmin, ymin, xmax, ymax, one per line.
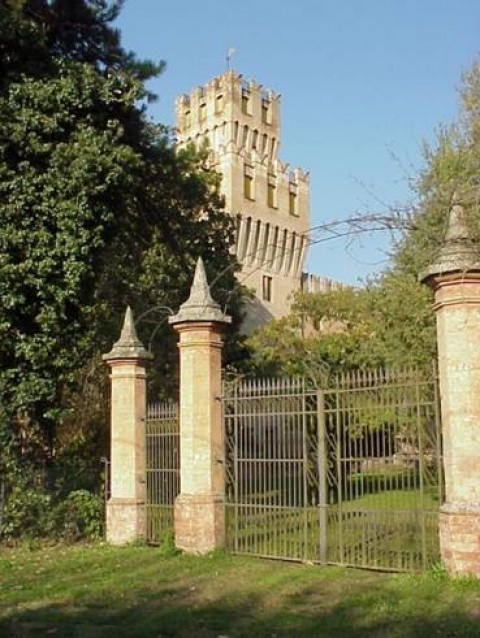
<box><xmin>1</xmin><ymin>576</ymin><xmax>479</xmax><ymax>638</ymax></box>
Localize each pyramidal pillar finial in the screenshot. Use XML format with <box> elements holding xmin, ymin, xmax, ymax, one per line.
<box><xmin>119</xmin><ymin>306</ymin><xmax>138</xmax><ymax>342</ymax></box>
<box><xmin>169</xmin><ymin>257</ymin><xmax>232</xmax><ymax>326</ymax></box>
<box><xmin>421</xmin><ymin>197</ymin><xmax>480</xmax><ymax>285</ymax></box>
<box><xmin>103</xmin><ymin>306</ymin><xmax>153</xmax><ymax>362</ymax></box>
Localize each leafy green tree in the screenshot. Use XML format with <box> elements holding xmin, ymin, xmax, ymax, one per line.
<box><xmin>250</xmin><ymin>60</ymin><xmax>480</xmax><ymax>381</ymax></box>
<box><xmin>248</xmin><ymin>272</ymin><xmax>436</xmax><ymax>380</ymax></box>
<box><xmin>394</xmin><ymin>60</ymin><xmax>480</xmax><ymax>276</ymax></box>
<box><xmin>0</xmin><ymin>2</ymin><xmax>244</xmax><ymax>470</ymax></box>
<box><xmin>2</xmin><ymin>1</ymin><xmax>161</xmax><ymax>76</ymax></box>
<box><xmin>0</xmin><ymin>62</ymin><xmax>140</xmax><ymax>450</ymax></box>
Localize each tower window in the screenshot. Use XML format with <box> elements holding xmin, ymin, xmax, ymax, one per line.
<box><xmin>270</xmin><ymin>137</ymin><xmax>276</xmax><ymax>161</ymax></box>
<box><xmin>215</xmin><ymin>94</ymin><xmax>224</xmax><ymax>113</ymax></box>
<box><xmin>244</xmin><ymin>174</ymin><xmax>253</xmax><ymax>200</ymax></box>
<box><xmin>289</xmin><ymin>190</ymin><xmax>298</xmax><ymax>216</ymax></box>
<box><xmin>244</xmin><ymin>163</ymin><xmax>254</xmax><ymax>200</ymax></box>
<box><xmin>267</xmin><ymin>183</ymin><xmax>276</xmax><ymax>208</ymax></box>
<box><xmin>185</xmin><ymin>110</ymin><xmax>191</xmax><ymax>128</ymax></box>
<box><xmin>262</xmin><ymin>133</ymin><xmax>268</xmax><ymax>156</ymax></box>
<box><xmin>199</xmin><ymin>103</ymin><xmax>207</xmax><ymax>121</ymax></box>
<box><xmin>262</xmin><ymin>99</ymin><xmax>271</xmax><ymax>124</ymax></box>
<box><xmin>262</xmin><ymin>276</ymin><xmax>272</xmax><ymax>302</ymax></box>
<box><xmin>242</xmin><ymin>125</ymin><xmax>249</xmax><ymax>147</ymax></box>
<box><xmin>241</xmin><ymin>89</ymin><xmax>251</xmax><ymax>115</ymax></box>
<box><xmin>267</xmin><ymin>174</ymin><xmax>277</xmax><ymax>208</ymax></box>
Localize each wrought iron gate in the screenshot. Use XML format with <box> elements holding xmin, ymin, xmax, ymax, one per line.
<box><xmin>145</xmin><ymin>402</ymin><xmax>180</xmax><ymax>543</ymax></box>
<box><xmin>223</xmin><ymin>367</ymin><xmax>443</xmax><ymax>571</ymax></box>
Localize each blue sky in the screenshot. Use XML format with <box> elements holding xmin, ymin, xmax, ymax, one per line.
<box><xmin>117</xmin><ymin>0</ymin><xmax>480</xmax><ymax>284</ymax></box>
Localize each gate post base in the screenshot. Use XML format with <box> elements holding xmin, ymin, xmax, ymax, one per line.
<box><xmin>106</xmin><ymin>498</ymin><xmax>146</xmax><ymax>545</ymax></box>
<box><xmin>440</xmin><ymin>503</ymin><xmax>480</xmax><ymax>577</ymax></box>
<box><xmin>174</xmin><ymin>493</ymin><xmax>225</xmax><ymax>553</ymax></box>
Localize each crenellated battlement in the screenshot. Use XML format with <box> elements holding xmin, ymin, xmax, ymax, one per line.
<box><xmin>175</xmin><ymin>71</ymin><xmax>280</xmax><ymax>130</ymax></box>
<box><xmin>301</xmin><ymin>273</ymin><xmax>349</xmax><ymax>294</ymax></box>
<box><xmin>176</xmin><ymin>70</ymin><xmax>283</xmax><ymax>165</ymax></box>
<box><xmin>174</xmin><ymin>71</ymin><xmax>338</xmax><ymax>333</ymax></box>
<box><xmin>274</xmin><ymin>161</ymin><xmax>310</xmax><ymax>186</ymax></box>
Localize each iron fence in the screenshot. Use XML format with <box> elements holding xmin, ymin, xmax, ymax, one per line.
<box><xmin>145</xmin><ymin>401</ymin><xmax>180</xmax><ymax>543</ymax></box>
<box><xmin>223</xmin><ymin>367</ymin><xmax>443</xmax><ymax>572</ymax></box>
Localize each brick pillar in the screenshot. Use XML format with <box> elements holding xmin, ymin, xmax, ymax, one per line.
<box><xmin>421</xmin><ymin>198</ymin><xmax>480</xmax><ymax>577</ymax></box>
<box><xmin>169</xmin><ymin>258</ymin><xmax>231</xmax><ymax>553</ymax></box>
<box><xmin>103</xmin><ymin>306</ymin><xmax>152</xmax><ymax>544</ymax></box>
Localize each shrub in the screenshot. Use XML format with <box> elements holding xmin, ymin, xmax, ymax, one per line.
<box><xmin>53</xmin><ymin>490</ymin><xmax>104</xmax><ymax>542</ymax></box>
<box><xmin>0</xmin><ymin>486</ymin><xmax>52</xmax><ymax>541</ymax></box>
<box><xmin>0</xmin><ymin>485</ymin><xmax>104</xmax><ymax>543</ymax></box>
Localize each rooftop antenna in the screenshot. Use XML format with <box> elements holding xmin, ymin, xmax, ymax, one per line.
<box><xmin>225</xmin><ymin>47</ymin><xmax>236</xmax><ymax>71</ymax></box>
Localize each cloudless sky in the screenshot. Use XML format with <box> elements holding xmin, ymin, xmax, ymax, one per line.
<box><xmin>117</xmin><ymin>0</ymin><xmax>480</xmax><ymax>284</ymax></box>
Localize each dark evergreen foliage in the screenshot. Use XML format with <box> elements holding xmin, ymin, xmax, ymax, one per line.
<box><xmin>0</xmin><ymin>1</ymin><xmax>245</xmax><ymax>483</ymax></box>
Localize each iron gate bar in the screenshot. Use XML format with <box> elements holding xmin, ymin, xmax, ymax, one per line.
<box><xmin>223</xmin><ymin>367</ymin><xmax>443</xmax><ymax>572</ymax></box>
<box><xmin>433</xmin><ymin>364</ymin><xmax>445</xmax><ymax>506</ymax></box>
<box><xmin>416</xmin><ymin>377</ymin><xmax>427</xmax><ymax>571</ymax></box>
<box><xmin>317</xmin><ymin>391</ymin><xmax>328</xmax><ymax>564</ymax></box>
<box><xmin>302</xmin><ymin>388</ymin><xmax>308</xmax><ymax>560</ymax></box>
<box><xmin>145</xmin><ymin>401</ymin><xmax>180</xmax><ymax>544</ymax></box>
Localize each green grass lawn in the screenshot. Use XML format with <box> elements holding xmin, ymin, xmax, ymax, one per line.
<box><xmin>0</xmin><ymin>543</ymin><xmax>479</xmax><ymax>637</ymax></box>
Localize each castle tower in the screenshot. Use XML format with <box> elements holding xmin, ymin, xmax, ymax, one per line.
<box><xmin>175</xmin><ymin>71</ymin><xmax>310</xmax><ymax>332</ymax></box>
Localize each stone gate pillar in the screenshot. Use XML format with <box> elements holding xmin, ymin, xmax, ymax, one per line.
<box><xmin>169</xmin><ymin>258</ymin><xmax>231</xmax><ymax>553</ymax></box>
<box><xmin>103</xmin><ymin>307</ymin><xmax>152</xmax><ymax>544</ymax></box>
<box><xmin>421</xmin><ymin>198</ymin><xmax>480</xmax><ymax>577</ymax></box>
